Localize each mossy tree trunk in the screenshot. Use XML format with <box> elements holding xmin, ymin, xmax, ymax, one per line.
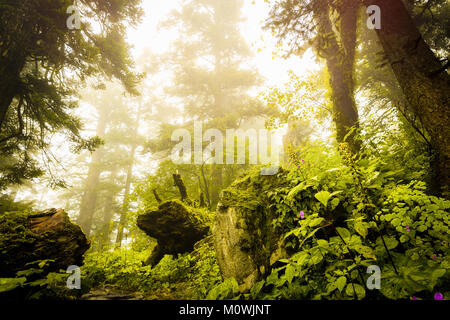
<box><xmin>313</xmin><ymin>1</ymin><xmax>361</xmax><ymax>154</ymax></box>
<box><xmin>365</xmin><ymin>0</ymin><xmax>450</xmax><ymax>196</ymax></box>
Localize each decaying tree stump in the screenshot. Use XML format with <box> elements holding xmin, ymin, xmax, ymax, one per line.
<box><xmin>137</xmin><ymin>201</ymin><xmax>210</xmax><ymax>266</ymax></box>
<box><xmin>173</xmin><ymin>173</ymin><xmax>190</xmax><ymax>203</ymax></box>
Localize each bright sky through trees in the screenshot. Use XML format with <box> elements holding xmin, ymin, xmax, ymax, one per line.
<box><xmin>13</xmin><ymin>0</ymin><xmax>320</xmax><ymax>213</ymax></box>
<box><xmin>126</xmin><ymin>0</ymin><xmax>318</xmax><ymax>87</ymax></box>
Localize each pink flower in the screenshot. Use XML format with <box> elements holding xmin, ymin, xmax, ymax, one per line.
<box><xmin>299</xmin><ymin>211</ymin><xmax>305</xmax><ymax>219</ymax></box>
<box><xmin>412</xmin><ymin>296</ymin><xmax>417</xmax><ymax>300</ymax></box>
<box><xmin>406</xmin><ymin>226</ymin><xmax>410</xmax><ymax>232</ymax></box>
<box><xmin>432</xmin><ymin>255</ymin><xmax>436</xmax><ymax>260</ymax></box>
<box><xmin>434</xmin><ymin>292</ymin><xmax>444</xmax><ymax>300</ymax></box>
<box><xmin>301</xmin><ymin>159</ymin><xmax>305</xmax><ymax>163</ymax></box>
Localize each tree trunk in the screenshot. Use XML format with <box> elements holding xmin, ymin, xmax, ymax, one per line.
<box><xmin>115</xmin><ymin>143</ymin><xmax>136</xmax><ymax>248</ymax></box>
<box><xmin>115</xmin><ymin>104</ymin><xmax>141</xmax><ymax>247</ymax></box>
<box><xmin>314</xmin><ymin>1</ymin><xmax>361</xmax><ymax>154</ymax></box>
<box><xmin>210</xmin><ymin>165</ymin><xmax>223</xmax><ymax>208</ymax></box>
<box><xmin>173</xmin><ymin>173</ymin><xmax>189</xmax><ymax>202</ymax></box>
<box><xmin>0</xmin><ymin>54</ymin><xmax>26</xmax><ymax>130</ymax></box>
<box><xmin>99</xmin><ymin>169</ymin><xmax>118</xmax><ymax>250</ymax></box>
<box><xmin>365</xmin><ymin>0</ymin><xmax>450</xmax><ymax>196</ymax></box>
<box><xmin>200</xmin><ymin>165</ymin><xmax>211</xmax><ymax>208</ymax></box>
<box><xmin>77</xmin><ymin>109</ymin><xmax>108</xmax><ymax>236</ymax></box>
<box><xmin>153</xmin><ymin>189</ymin><xmax>162</xmax><ymax>204</ymax></box>
<box><xmin>100</xmin><ymin>190</ymin><xmax>115</xmax><ymax>250</ymax></box>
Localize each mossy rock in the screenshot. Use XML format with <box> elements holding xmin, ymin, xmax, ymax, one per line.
<box><xmin>213</xmin><ymin>168</ymin><xmax>291</xmax><ymax>292</ymax></box>
<box><xmin>0</xmin><ymin>208</ymin><xmax>90</xmax><ymax>277</ymax></box>
<box><xmin>137</xmin><ymin>200</ymin><xmax>211</xmax><ymax>266</ymax></box>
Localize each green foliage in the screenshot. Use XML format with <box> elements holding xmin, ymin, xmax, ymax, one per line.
<box><xmin>82</xmin><ymin>236</ymin><xmax>222</xmax><ymax>299</ymax></box>
<box><xmin>0</xmin><ymin>277</ymin><xmax>26</xmax><ymax>293</ymax></box>
<box><xmin>0</xmin><ymin>258</ymin><xmax>78</xmax><ymax>300</ymax></box>
<box><xmin>0</xmin><ymin>0</ymin><xmax>143</xmax><ymax>189</ymax></box>
<box><xmin>206</xmin><ymin>277</ymin><xmax>240</xmax><ymax>300</ymax></box>
<box><xmin>0</xmin><ymin>194</ymin><xmax>34</xmax><ymax>215</ymax></box>
<box><xmin>211</xmin><ymin>142</ymin><xmax>450</xmax><ymax>300</ymax></box>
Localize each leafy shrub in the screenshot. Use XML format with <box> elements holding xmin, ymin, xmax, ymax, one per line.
<box><xmin>213</xmin><ymin>143</ymin><xmax>449</xmax><ymax>300</ymax></box>
<box><xmin>81</xmin><ymin>235</ymin><xmax>222</xmax><ymax>299</ymax></box>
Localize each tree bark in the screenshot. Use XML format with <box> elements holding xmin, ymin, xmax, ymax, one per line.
<box><xmin>0</xmin><ymin>53</ymin><xmax>26</xmax><ymax>131</ymax></box>
<box><xmin>173</xmin><ymin>173</ymin><xmax>189</xmax><ymax>202</ymax></box>
<box><xmin>313</xmin><ymin>1</ymin><xmax>361</xmax><ymax>154</ymax></box>
<box><xmin>365</xmin><ymin>0</ymin><xmax>450</xmax><ymax>196</ymax></box>
<box><xmin>153</xmin><ymin>189</ymin><xmax>162</xmax><ymax>204</ymax></box>
<box><xmin>77</xmin><ymin>109</ymin><xmax>108</xmax><ymax>236</ymax></box>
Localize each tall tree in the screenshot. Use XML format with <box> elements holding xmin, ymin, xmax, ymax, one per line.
<box><xmin>363</xmin><ymin>0</ymin><xmax>450</xmax><ymax>195</ymax></box>
<box><xmin>76</xmin><ymin>84</ymin><xmax>145</xmax><ymax>237</ymax></box>
<box><xmin>115</xmin><ymin>102</ymin><xmax>142</xmax><ymax>247</ymax></box>
<box><xmin>156</xmin><ymin>0</ymin><xmax>264</xmax><ymax>207</ymax></box>
<box><xmin>266</xmin><ymin>0</ymin><xmax>361</xmax><ymax>153</ymax></box>
<box><xmin>0</xmin><ymin>0</ymin><xmax>143</xmax><ymax>189</ymax></box>
<box><xmin>77</xmin><ymin>104</ymin><xmax>109</xmax><ymax>236</ymax></box>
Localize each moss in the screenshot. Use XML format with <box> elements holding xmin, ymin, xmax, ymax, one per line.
<box><xmin>160</xmin><ymin>199</ymin><xmax>213</xmax><ymax>227</ymax></box>
<box><xmin>214</xmin><ymin>167</ymin><xmax>293</xmax><ymax>287</ymax></box>
<box><xmin>0</xmin><ymin>210</ymin><xmax>90</xmax><ymax>278</ymax></box>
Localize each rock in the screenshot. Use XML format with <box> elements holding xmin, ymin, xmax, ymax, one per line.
<box><xmin>137</xmin><ymin>200</ymin><xmax>210</xmax><ymax>266</ymax></box>
<box><xmin>213</xmin><ymin>169</ymin><xmax>290</xmax><ymax>292</ymax></box>
<box><xmin>0</xmin><ymin>208</ymin><xmax>90</xmax><ymax>277</ymax></box>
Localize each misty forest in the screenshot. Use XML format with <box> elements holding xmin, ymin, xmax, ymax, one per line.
<box><xmin>0</xmin><ymin>0</ymin><xmax>449</xmax><ymax>301</ymax></box>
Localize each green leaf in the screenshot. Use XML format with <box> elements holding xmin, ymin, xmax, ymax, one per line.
<box><xmin>266</xmin><ymin>270</ymin><xmax>279</xmax><ymax>286</ymax></box>
<box><xmin>0</xmin><ymin>278</ymin><xmax>26</xmax><ymax>293</ymax></box>
<box><xmin>336</xmin><ymin>227</ymin><xmax>351</xmax><ymax>240</ymax></box>
<box><xmin>354</xmin><ymin>245</ymin><xmax>376</xmax><ymax>260</ymax></box>
<box><xmin>379</xmin><ymin>236</ymin><xmax>398</xmax><ymax>250</ymax></box>
<box><xmin>354</xmin><ymin>221</ymin><xmax>368</xmax><ymax>238</ymax></box>
<box><xmin>330</xmin><ymin>197</ymin><xmax>340</xmax><ymax>211</ymax></box>
<box><xmin>285</xmin><ymin>264</ymin><xmax>296</xmax><ymax>284</ymax></box>
<box><xmin>315</xmin><ymin>191</ymin><xmax>331</xmax><ymax>207</ymax></box>
<box><xmin>309</xmin><ymin>217</ymin><xmax>325</xmax><ymax>227</ymax></box>
<box><xmin>16</xmin><ymin>268</ymin><xmax>42</xmax><ymax>277</ymax></box>
<box><xmin>299</xmin><ymin>226</ymin><xmax>325</xmax><ymax>249</ymax></box>
<box><xmin>317</xmin><ymin>239</ymin><xmax>329</xmax><ymax>248</ymax></box>
<box><xmin>309</xmin><ymin>252</ymin><xmax>323</xmax><ymax>265</ymax></box>
<box><xmin>287</xmin><ymin>182</ymin><xmax>313</xmax><ymax>200</ymax></box>
<box><xmin>315</xmin><ymin>191</ymin><xmax>342</xmax><ymax>208</ymax></box>
<box><xmin>292</xmin><ymin>251</ymin><xmax>309</xmax><ymax>266</ymax></box>
<box><xmin>431</xmin><ymin>269</ymin><xmax>446</xmax><ymax>281</ymax></box>
<box><xmin>250</xmin><ymin>280</ymin><xmax>265</xmax><ymax>299</ymax></box>
<box><xmin>336</xmin><ymin>276</ymin><xmax>347</xmax><ymax>292</ymax></box>
<box><xmin>345</xmin><ymin>283</ymin><xmax>366</xmax><ymax>300</ymax></box>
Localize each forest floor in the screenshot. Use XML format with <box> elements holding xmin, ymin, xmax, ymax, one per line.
<box><xmin>81</xmin><ymin>284</ymin><xmax>193</xmax><ymax>300</ymax></box>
